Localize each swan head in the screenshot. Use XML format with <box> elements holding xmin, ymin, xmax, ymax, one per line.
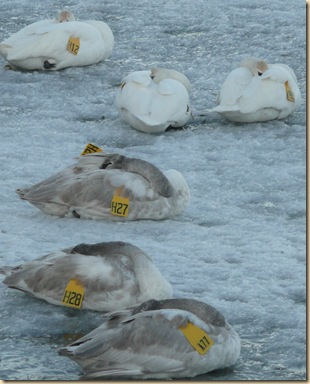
<box><xmin>239</xmin><ymin>57</ymin><xmax>268</xmax><ymax>76</ymax></box>
<box><xmin>255</xmin><ymin>60</ymin><xmax>268</xmax><ymax>76</ymax></box>
<box><xmin>56</xmin><ymin>9</ymin><xmax>75</xmax><ymax>22</ymax></box>
<box><xmin>150</xmin><ymin>67</ymin><xmax>192</xmax><ymax>93</ymax></box>
<box><xmin>99</xmin><ymin>154</ymin><xmax>125</xmax><ymax>169</ymax></box>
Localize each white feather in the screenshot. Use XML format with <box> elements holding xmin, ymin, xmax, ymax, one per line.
<box><xmin>209</xmin><ymin>57</ymin><xmax>301</xmax><ymax>122</ymax></box>
<box><xmin>0</xmin><ymin>13</ymin><xmax>113</xmax><ymax>70</ymax></box>
<box><xmin>116</xmin><ymin>68</ymin><xmax>192</xmax><ymax>133</ymax></box>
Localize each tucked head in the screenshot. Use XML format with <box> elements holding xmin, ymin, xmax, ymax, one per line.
<box><xmin>99</xmin><ymin>154</ymin><xmax>126</xmax><ymax>169</ymax></box>
<box><xmin>255</xmin><ymin>60</ymin><xmax>268</xmax><ymax>76</ymax></box>
<box><xmin>239</xmin><ymin>57</ymin><xmax>268</xmax><ymax>76</ymax></box>
<box><xmin>150</xmin><ymin>67</ymin><xmax>192</xmax><ymax>93</ymax></box>
<box><xmin>56</xmin><ymin>9</ymin><xmax>75</xmax><ymax>22</ymax></box>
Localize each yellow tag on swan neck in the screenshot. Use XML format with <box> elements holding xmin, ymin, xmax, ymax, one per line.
<box><xmin>62</xmin><ymin>279</ymin><xmax>84</xmax><ymax>309</ymax></box>
<box><xmin>285</xmin><ymin>81</ymin><xmax>295</xmax><ymax>102</ymax></box>
<box><xmin>67</xmin><ymin>36</ymin><xmax>80</xmax><ymax>55</ymax></box>
<box><xmin>180</xmin><ymin>322</ymin><xmax>214</xmax><ymax>355</ymax></box>
<box><xmin>80</xmin><ymin>143</ymin><xmax>103</xmax><ymax>156</ymax></box>
<box><xmin>111</xmin><ymin>187</ymin><xmax>129</xmax><ymax>217</ymax></box>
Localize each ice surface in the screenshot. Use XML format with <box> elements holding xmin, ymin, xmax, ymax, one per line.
<box><xmin>0</xmin><ymin>0</ymin><xmax>306</xmax><ymax>380</ymax></box>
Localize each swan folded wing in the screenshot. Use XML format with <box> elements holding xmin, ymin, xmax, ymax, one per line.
<box><xmin>0</xmin><ymin>19</ymin><xmax>56</xmax><ymax>45</ymax></box>
<box><xmin>25</xmin><ymin>171</ymin><xmax>113</xmax><ymax>206</ymax></box>
<box><xmin>117</xmin><ymin>84</ymin><xmax>153</xmax><ymax>117</ymax></box>
<box><xmin>3</xmin><ymin>28</ymin><xmax>68</xmax><ymax>61</ymax></box>
<box><xmin>135</xmin><ymin>81</ymin><xmax>189</xmax><ymax>126</ymax></box>
<box><xmin>3</xmin><ymin>250</ymin><xmax>139</xmax><ymax>310</ymax></box>
<box><xmin>81</xmin><ymin>354</ymin><xmax>184</xmax><ymax>379</ymax></box>
<box><xmin>259</xmin><ymin>65</ymin><xmax>301</xmax><ymax>109</ymax></box>
<box><xmin>117</xmin><ymin>76</ymin><xmax>189</xmax><ymax>127</ymax></box>
<box><xmin>238</xmin><ymin>76</ymin><xmax>289</xmax><ymax>113</ymax></box>
<box><xmin>2</xmin><ymin>250</ymin><xmax>75</xmax><ymax>298</ymax></box>
<box><xmin>17</xmin><ymin>154</ymin><xmax>107</xmax><ymax>198</ymax></box>
<box><xmin>260</xmin><ymin>65</ymin><xmax>291</xmax><ymax>83</ymax></box>
<box><xmin>157</xmin><ymin>79</ymin><xmax>183</xmax><ymax>95</ymax></box>
<box><xmin>269</xmin><ymin>63</ymin><xmax>298</xmax><ymax>82</ymax></box>
<box><xmin>121</xmin><ymin>309</ymin><xmax>240</xmax><ymax>369</ymax></box>
<box><xmin>117</xmin><ymin>77</ymin><xmax>160</xmax><ymax>121</ymax></box>
<box><xmin>30</xmin><ymin>20</ymin><xmax>100</xmax><ymax>39</ymax></box>
<box><xmin>122</xmin><ymin>70</ymin><xmax>152</xmax><ymax>87</ymax></box>
<box><xmin>1</xmin><ymin>249</ymin><xmax>68</xmax><ymax>282</ymax></box>
<box><xmin>18</xmin><ymin>169</ymin><xmax>158</xmax><ymax>209</ymax></box>
<box><xmin>60</xmin><ymin>309</ymin><xmax>201</xmax><ymax>378</ymax></box>
<box><xmin>16</xmin><ymin>164</ymin><xmax>85</xmax><ymax>200</ymax></box>
<box><xmin>3</xmin><ymin>21</ymin><xmax>100</xmax><ymax>61</ymax></box>
<box><xmin>123</xmin><ymin>308</ymin><xmax>214</xmax><ymax>332</ymax></box>
<box><xmin>216</xmin><ymin>67</ymin><xmax>253</xmax><ymax>108</ymax></box>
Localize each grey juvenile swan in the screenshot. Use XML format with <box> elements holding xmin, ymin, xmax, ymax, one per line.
<box><xmin>59</xmin><ymin>298</ymin><xmax>241</xmax><ymax>379</ymax></box>
<box><xmin>16</xmin><ymin>152</ymin><xmax>190</xmax><ymax>220</ymax></box>
<box><xmin>0</xmin><ymin>241</ymin><xmax>173</xmax><ymax>311</ymax></box>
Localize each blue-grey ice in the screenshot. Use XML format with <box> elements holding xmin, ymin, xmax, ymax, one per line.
<box><xmin>0</xmin><ymin>0</ymin><xmax>306</xmax><ymax>380</ymax></box>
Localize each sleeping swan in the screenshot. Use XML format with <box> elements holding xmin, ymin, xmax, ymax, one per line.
<box><xmin>59</xmin><ymin>298</ymin><xmax>241</xmax><ymax>379</ymax></box>
<box><xmin>116</xmin><ymin>67</ymin><xmax>192</xmax><ymax>133</ymax></box>
<box><xmin>0</xmin><ymin>11</ymin><xmax>114</xmax><ymax>70</ymax></box>
<box><xmin>16</xmin><ymin>152</ymin><xmax>190</xmax><ymax>220</ymax></box>
<box><xmin>0</xmin><ymin>241</ymin><xmax>173</xmax><ymax>311</ymax></box>
<box><xmin>0</xmin><ymin>9</ymin><xmax>76</xmax><ymax>68</ymax></box>
<box><xmin>209</xmin><ymin>57</ymin><xmax>301</xmax><ymax>123</ymax></box>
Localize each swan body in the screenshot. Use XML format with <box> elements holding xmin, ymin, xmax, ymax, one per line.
<box><xmin>59</xmin><ymin>298</ymin><xmax>241</xmax><ymax>379</ymax></box>
<box><xmin>210</xmin><ymin>57</ymin><xmax>301</xmax><ymax>122</ymax></box>
<box><xmin>16</xmin><ymin>153</ymin><xmax>190</xmax><ymax>220</ymax></box>
<box><xmin>0</xmin><ymin>13</ymin><xmax>114</xmax><ymax>70</ymax></box>
<box><xmin>116</xmin><ymin>68</ymin><xmax>192</xmax><ymax>133</ymax></box>
<box><xmin>0</xmin><ymin>242</ymin><xmax>173</xmax><ymax>311</ymax></box>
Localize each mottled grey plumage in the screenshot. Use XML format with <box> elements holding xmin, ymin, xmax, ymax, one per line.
<box><xmin>59</xmin><ymin>298</ymin><xmax>241</xmax><ymax>380</ymax></box>
<box><xmin>0</xmin><ymin>241</ymin><xmax>173</xmax><ymax>311</ymax></box>
<box><xmin>132</xmin><ymin>298</ymin><xmax>226</xmax><ymax>327</ymax></box>
<box><xmin>16</xmin><ymin>153</ymin><xmax>190</xmax><ymax>220</ymax></box>
<box><xmin>98</xmin><ymin>154</ymin><xmax>175</xmax><ymax>197</ymax></box>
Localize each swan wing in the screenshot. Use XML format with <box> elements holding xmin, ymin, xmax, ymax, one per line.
<box><xmin>216</xmin><ymin>67</ymin><xmax>252</xmax><ymax>108</ymax></box>
<box><xmin>117</xmin><ymin>78</ymin><xmax>189</xmax><ymax>127</ymax></box>
<box><xmin>238</xmin><ymin>65</ymin><xmax>300</xmax><ymax>114</ymax></box>
<box><xmin>1</xmin><ymin>19</ymin><xmax>57</xmax><ymax>44</ymax></box>
<box><xmin>60</xmin><ymin>307</ymin><xmax>240</xmax><ymax>379</ymax></box>
<box><xmin>3</xmin><ymin>21</ymin><xmax>103</xmax><ymax>63</ymax></box>
<box><xmin>2</xmin><ymin>243</ymin><xmax>139</xmax><ymax>311</ymax></box>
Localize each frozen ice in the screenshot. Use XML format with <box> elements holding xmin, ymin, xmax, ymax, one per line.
<box><xmin>0</xmin><ymin>0</ymin><xmax>306</xmax><ymax>380</ymax></box>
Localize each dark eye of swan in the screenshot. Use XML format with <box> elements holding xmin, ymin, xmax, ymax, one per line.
<box><xmin>258</xmin><ymin>71</ymin><xmax>263</xmax><ymax>76</ymax></box>
<box><xmin>100</xmin><ymin>161</ymin><xmax>112</xmax><ymax>169</ymax></box>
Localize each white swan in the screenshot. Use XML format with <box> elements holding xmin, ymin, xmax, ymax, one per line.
<box><xmin>59</xmin><ymin>298</ymin><xmax>241</xmax><ymax>379</ymax></box>
<box><xmin>0</xmin><ymin>12</ymin><xmax>114</xmax><ymax>70</ymax></box>
<box><xmin>209</xmin><ymin>57</ymin><xmax>301</xmax><ymax>122</ymax></box>
<box><xmin>115</xmin><ymin>67</ymin><xmax>192</xmax><ymax>133</ymax></box>
<box><xmin>16</xmin><ymin>152</ymin><xmax>190</xmax><ymax>220</ymax></box>
<box><xmin>0</xmin><ymin>242</ymin><xmax>173</xmax><ymax>311</ymax></box>
<box><xmin>0</xmin><ymin>10</ymin><xmax>76</xmax><ymax>68</ymax></box>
